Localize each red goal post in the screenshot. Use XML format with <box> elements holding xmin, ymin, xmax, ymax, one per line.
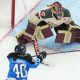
<box><xmin>11</xmin><ymin>0</ymin><xmax>15</xmax><ymax>29</ymax></box>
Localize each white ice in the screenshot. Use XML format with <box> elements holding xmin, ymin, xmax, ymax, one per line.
<box><xmin>0</xmin><ymin>0</ymin><xmax>80</xmax><ymax>80</ymax></box>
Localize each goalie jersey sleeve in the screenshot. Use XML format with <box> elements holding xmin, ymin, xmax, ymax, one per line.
<box><xmin>7</xmin><ymin>57</ymin><xmax>40</xmax><ymax>80</ymax></box>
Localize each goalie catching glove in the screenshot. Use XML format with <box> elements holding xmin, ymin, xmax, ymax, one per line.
<box><xmin>37</xmin><ymin>51</ymin><xmax>47</xmax><ymax>62</ymax></box>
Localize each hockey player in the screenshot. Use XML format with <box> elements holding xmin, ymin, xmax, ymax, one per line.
<box><xmin>7</xmin><ymin>44</ymin><xmax>47</xmax><ymax>80</ymax></box>
<box><xmin>16</xmin><ymin>1</ymin><xmax>80</xmax><ymax>44</ymax></box>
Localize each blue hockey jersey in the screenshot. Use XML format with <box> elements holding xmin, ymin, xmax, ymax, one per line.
<box><xmin>7</xmin><ymin>57</ymin><xmax>40</xmax><ymax>80</ymax></box>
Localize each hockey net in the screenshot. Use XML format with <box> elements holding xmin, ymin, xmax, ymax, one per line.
<box><xmin>0</xmin><ymin>0</ymin><xmax>12</xmax><ymax>28</ymax></box>
<box><xmin>0</xmin><ymin>0</ymin><xmax>42</xmax><ymax>29</ymax></box>
<box><xmin>0</xmin><ymin>0</ymin><xmax>42</xmax><ymax>41</ymax></box>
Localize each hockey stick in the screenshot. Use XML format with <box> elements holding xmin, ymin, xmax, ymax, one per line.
<box><xmin>32</xmin><ymin>49</ymin><xmax>80</xmax><ymax>57</ymax></box>
<box><xmin>32</xmin><ymin>49</ymin><xmax>80</xmax><ymax>66</ymax></box>
<box><xmin>32</xmin><ymin>39</ymin><xmax>51</xmax><ymax>66</ymax></box>
<box><xmin>46</xmin><ymin>49</ymin><xmax>80</xmax><ymax>55</ymax></box>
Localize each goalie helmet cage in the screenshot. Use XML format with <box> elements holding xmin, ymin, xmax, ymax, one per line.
<box><xmin>0</xmin><ymin>0</ymin><xmax>42</xmax><ymax>29</ymax></box>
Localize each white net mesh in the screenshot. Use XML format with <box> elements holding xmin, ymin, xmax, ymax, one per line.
<box><xmin>0</xmin><ymin>0</ymin><xmax>11</xmax><ymax>27</ymax></box>
<box><xmin>15</xmin><ymin>0</ymin><xmax>41</xmax><ymax>26</ymax></box>
<box><xmin>0</xmin><ymin>0</ymin><xmax>41</xmax><ymax>28</ymax></box>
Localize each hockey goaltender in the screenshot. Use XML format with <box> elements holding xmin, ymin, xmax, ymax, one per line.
<box><xmin>16</xmin><ymin>1</ymin><xmax>80</xmax><ymax>44</ymax></box>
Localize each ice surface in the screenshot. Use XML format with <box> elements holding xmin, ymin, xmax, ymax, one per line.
<box><xmin>0</xmin><ymin>0</ymin><xmax>80</xmax><ymax>80</ymax></box>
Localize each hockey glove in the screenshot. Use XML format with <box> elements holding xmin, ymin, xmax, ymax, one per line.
<box><xmin>37</xmin><ymin>51</ymin><xmax>47</xmax><ymax>62</ymax></box>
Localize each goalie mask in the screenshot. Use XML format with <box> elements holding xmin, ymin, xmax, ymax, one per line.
<box><xmin>50</xmin><ymin>2</ymin><xmax>62</xmax><ymax>14</ymax></box>
<box><xmin>15</xmin><ymin>44</ymin><xmax>26</xmax><ymax>55</ymax></box>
